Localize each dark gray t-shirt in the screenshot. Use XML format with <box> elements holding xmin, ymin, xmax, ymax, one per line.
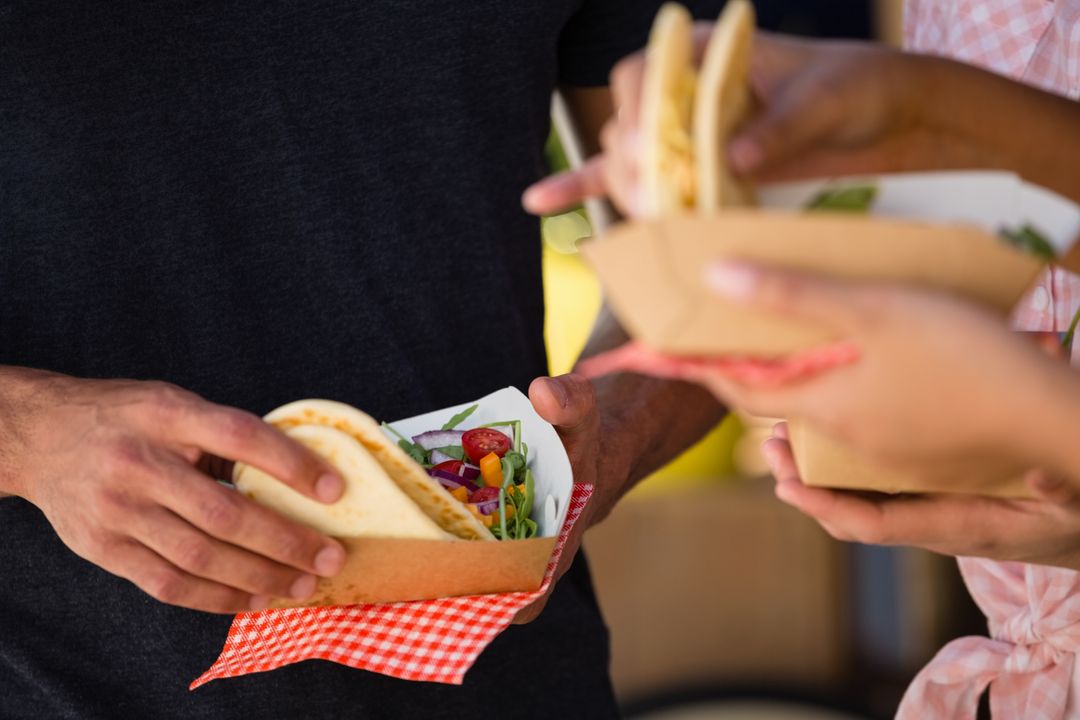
<box><xmin>0</xmin><ymin>1</ymin><xmax>731</xmax><ymax>717</ymax></box>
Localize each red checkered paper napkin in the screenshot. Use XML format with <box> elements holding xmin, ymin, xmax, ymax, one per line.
<box><xmin>191</xmin><ymin>484</ymin><xmax>592</xmax><ymax>689</ymax></box>
<box><xmin>576</xmin><ymin>340</ymin><xmax>861</xmax><ymax>388</ymax></box>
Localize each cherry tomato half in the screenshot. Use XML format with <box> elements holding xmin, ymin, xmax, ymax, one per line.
<box><xmin>461</xmin><ymin>427</ymin><xmax>511</xmax><ymax>464</ymax></box>
<box><xmin>432</xmin><ymin>460</ymin><xmax>465</xmax><ymax>476</ymax></box>
<box><xmin>469</xmin><ymin>486</ymin><xmax>501</xmax><ymax>504</ymax></box>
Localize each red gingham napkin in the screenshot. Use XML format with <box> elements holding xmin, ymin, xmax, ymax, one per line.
<box><xmin>576</xmin><ymin>340</ymin><xmax>861</xmax><ymax>388</ymax></box>
<box><xmin>190</xmin><ymin>484</ymin><xmax>592</xmax><ymax>689</ymax></box>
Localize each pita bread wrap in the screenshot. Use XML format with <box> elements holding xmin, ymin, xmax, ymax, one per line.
<box><xmin>236</xmin><ymin>399</ymin><xmax>494</xmax><ymax>542</ymax></box>
<box><xmin>234</xmin><ymin>424</ymin><xmax>453</xmax><ymax>540</ymax></box>
<box><xmin>640</xmin><ymin>0</ymin><xmax>756</xmax><ymax>215</ymax></box>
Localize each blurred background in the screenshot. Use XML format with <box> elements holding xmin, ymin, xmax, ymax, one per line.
<box><xmin>542</xmin><ymin>1</ymin><xmax>989</xmax><ymax>718</ymax></box>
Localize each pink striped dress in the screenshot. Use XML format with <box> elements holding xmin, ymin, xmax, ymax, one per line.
<box><xmin>897</xmin><ymin>3</ymin><xmax>1080</xmax><ymax>719</ymax></box>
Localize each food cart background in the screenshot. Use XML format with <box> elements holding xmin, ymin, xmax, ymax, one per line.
<box><xmin>541</xmin><ymin>2</ymin><xmax>989</xmax><ymax>718</ymax></box>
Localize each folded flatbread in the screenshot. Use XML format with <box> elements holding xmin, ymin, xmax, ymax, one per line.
<box><xmin>234</xmin><ymin>399</ymin><xmax>494</xmax><ymax>541</ymax></box>
<box><xmin>640</xmin><ymin>0</ymin><xmax>756</xmax><ymax>216</ymax></box>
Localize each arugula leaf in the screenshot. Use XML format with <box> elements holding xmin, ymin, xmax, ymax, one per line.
<box><xmin>806</xmin><ymin>184</ymin><xmax>878</xmax><ymax>213</ymax></box>
<box><xmin>505</xmin><ymin>451</ymin><xmax>526</xmax><ymax>473</ymax></box>
<box><xmin>441</xmin><ymin>404</ymin><xmax>478</xmax><ymax>431</ymax></box>
<box><xmin>433</xmin><ymin>445</ymin><xmax>466</xmax><ymax>461</ymax></box>
<box><xmin>999</xmin><ymin>224</ymin><xmax>1057</xmax><ymax>263</ymax></box>
<box><xmin>1062</xmin><ymin>305</ymin><xmax>1080</xmax><ymax>351</ymax></box>
<box><xmin>399</xmin><ymin>440</ymin><xmax>428</xmax><ymax>465</ymax></box>
<box><xmin>521</xmin><ymin>469</ymin><xmax>536</xmax><ymax>539</ymax></box>
<box><xmin>383</xmin><ymin>422</ymin><xmax>429</xmax><ymax>464</ymax></box>
<box><xmin>496</xmin><ymin>489</ymin><xmax>507</xmax><ymax>539</ymax></box>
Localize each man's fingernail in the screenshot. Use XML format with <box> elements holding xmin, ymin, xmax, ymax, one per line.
<box><xmin>705</xmin><ymin>263</ymin><xmax>758</xmax><ymax>299</ymax></box>
<box><xmin>315</xmin><ymin>544</ymin><xmax>346</xmax><ymax>577</ymax></box>
<box><xmin>729</xmin><ymin>136</ymin><xmax>764</xmax><ymax>173</ymax></box>
<box><xmin>315</xmin><ymin>473</ymin><xmax>344</xmax><ymax>503</ymax></box>
<box><xmin>249</xmin><ymin>595</ymin><xmax>270</xmax><ymax>611</ymax></box>
<box><xmin>290</xmin><ymin>574</ymin><xmax>317</xmax><ymax>600</ymax></box>
<box><xmin>545</xmin><ymin>377</ymin><xmax>569</xmax><ymax>408</ymax></box>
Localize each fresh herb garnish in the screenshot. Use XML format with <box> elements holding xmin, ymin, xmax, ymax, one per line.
<box><xmin>806</xmin><ymin>184</ymin><xmax>878</xmax><ymax>213</ymax></box>
<box><xmin>441</xmin><ymin>404</ymin><xmax>479</xmax><ymax>431</ymax></box>
<box><xmin>999</xmin><ymin>224</ymin><xmax>1057</xmax><ymax>262</ymax></box>
<box><xmin>433</xmin><ymin>445</ymin><xmax>466</xmax><ymax>461</ymax></box>
<box><xmin>383</xmin><ymin>422</ymin><xmax>429</xmax><ymax>464</ymax></box>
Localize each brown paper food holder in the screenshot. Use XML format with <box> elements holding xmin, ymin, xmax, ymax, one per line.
<box><xmin>272</xmin><ymin>535</ymin><xmax>555</xmax><ymax>608</ymax></box>
<box><xmin>582</xmin><ymin>210</ymin><xmax>1045</xmax><ymax>496</ymax></box>
<box><xmin>256</xmin><ymin>387</ymin><xmax>574</xmax><ymax>608</ymax></box>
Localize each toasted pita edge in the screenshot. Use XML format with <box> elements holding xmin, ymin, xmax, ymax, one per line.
<box><xmin>693</xmin><ymin>0</ymin><xmax>757</xmax><ymax>212</ymax></box>
<box><xmin>264</xmin><ymin>399</ymin><xmax>495</xmax><ymax>541</ymax></box>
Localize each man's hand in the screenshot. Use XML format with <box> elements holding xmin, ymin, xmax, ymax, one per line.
<box><xmin>765</xmin><ymin>422</ymin><xmax>1080</xmax><ymax>570</ymax></box>
<box><xmin>513</xmin><ymin>374</ymin><xmax>614</xmax><ymax>624</ymax></box>
<box><xmin>0</xmin><ymin>369</ymin><xmax>348</xmax><ymax>614</ymax></box>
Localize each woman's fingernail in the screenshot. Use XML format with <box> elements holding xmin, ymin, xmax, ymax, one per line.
<box><xmin>624</xmin><ymin>128</ymin><xmax>642</xmax><ymax>156</ymax></box>
<box><xmin>249</xmin><ymin>595</ymin><xmax>270</xmax><ymax>611</ymax></box>
<box><xmin>290</xmin><ymin>574</ymin><xmax>317</xmax><ymax>600</ymax></box>
<box><xmin>706</xmin><ymin>263</ymin><xmax>759</xmax><ymax>299</ymax></box>
<box><xmin>314</xmin><ymin>544</ymin><xmax>346</xmax><ymax>577</ymax></box>
<box><xmin>315</xmin><ymin>473</ymin><xmax>344</xmax><ymax>503</ymax></box>
<box><xmin>729</xmin><ymin>136</ymin><xmax>764</xmax><ymax>173</ymax></box>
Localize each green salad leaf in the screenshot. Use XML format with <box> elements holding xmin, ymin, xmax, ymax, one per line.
<box><xmin>441</xmin><ymin>404</ymin><xmax>478</xmax><ymax>431</ymax></box>
<box><xmin>806</xmin><ymin>184</ymin><xmax>878</xmax><ymax>213</ymax></box>
<box><xmin>999</xmin><ymin>224</ymin><xmax>1057</xmax><ymax>263</ymax></box>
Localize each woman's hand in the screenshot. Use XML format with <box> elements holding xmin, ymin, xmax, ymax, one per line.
<box><xmin>765</xmin><ymin>422</ymin><xmax>1080</xmax><ymax>570</ymax></box>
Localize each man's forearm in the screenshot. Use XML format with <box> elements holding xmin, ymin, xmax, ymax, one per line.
<box><xmin>577</xmin><ymin>307</ymin><xmax>726</xmax><ymax>516</ymax></box>
<box><xmin>921</xmin><ymin>55</ymin><xmax>1080</xmax><ymax>203</ymax></box>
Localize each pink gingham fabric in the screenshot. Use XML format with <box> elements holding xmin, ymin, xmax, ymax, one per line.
<box><xmin>190</xmin><ymin>483</ymin><xmax>592</xmax><ymax>689</ymax></box>
<box><xmin>898</xmin><ymin>4</ymin><xmax>1080</xmax><ymax>718</ymax></box>
<box><xmin>898</xmin><ymin>560</ymin><xmax>1080</xmax><ymax>720</ymax></box>
<box><xmin>906</xmin><ymin>0</ymin><xmax>1080</xmax><ymax>361</ymax></box>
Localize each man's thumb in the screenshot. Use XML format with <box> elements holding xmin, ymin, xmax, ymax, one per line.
<box><xmin>528</xmin><ymin>374</ymin><xmax>597</xmax><ymax>438</ymax></box>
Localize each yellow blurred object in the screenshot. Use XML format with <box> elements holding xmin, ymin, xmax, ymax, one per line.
<box><xmin>542</xmin><ymin>214</ymin><xmax>745</xmax><ymax>487</ymax></box>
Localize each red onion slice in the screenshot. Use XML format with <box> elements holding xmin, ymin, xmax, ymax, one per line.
<box><xmin>475</xmin><ymin>499</ymin><xmax>500</xmax><ymax>515</ymax></box>
<box><xmin>412</xmin><ymin>430</ymin><xmax>464</xmax><ymax>450</ymax></box>
<box><xmin>430</xmin><ymin>469</ymin><xmax>478</xmax><ymax>493</ymax></box>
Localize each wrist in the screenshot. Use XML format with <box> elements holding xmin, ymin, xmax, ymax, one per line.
<box><xmin>0</xmin><ymin>366</ymin><xmax>68</xmax><ymax>499</ymax></box>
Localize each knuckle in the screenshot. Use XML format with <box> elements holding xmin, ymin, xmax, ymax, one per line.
<box><xmin>271</xmin><ymin>529</ymin><xmax>313</xmax><ymax>567</ymax></box>
<box><xmin>88</xmin><ymin>486</ymin><xmax>131</xmax><ymax>524</ymax></box>
<box><xmin>102</xmin><ymin>437</ymin><xmax>152</xmax><ymax>477</ymax></box>
<box><xmin>174</xmin><ymin>537</ymin><xmax>215</xmax><ymax>574</ymax></box>
<box><xmin>216</xmin><ymin>409</ymin><xmax>261</xmax><ymax>447</ymax></box>
<box><xmin>144</xmin><ymin>382</ymin><xmax>196</xmax><ymax>421</ymax></box>
<box><xmin>142</xmin><ymin>568</ymin><xmax>185</xmax><ymax>605</ymax></box>
<box><xmin>196</xmin><ymin>491</ymin><xmax>242</xmax><ymax>535</ymax></box>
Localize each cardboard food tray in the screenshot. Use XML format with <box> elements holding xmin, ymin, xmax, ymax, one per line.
<box><xmin>270</xmin><ymin>387</ymin><xmax>573</xmax><ymax>607</ymax></box>
<box><xmin>583</xmin><ymin>171</ymin><xmax>1080</xmax><ymax>496</ymax></box>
